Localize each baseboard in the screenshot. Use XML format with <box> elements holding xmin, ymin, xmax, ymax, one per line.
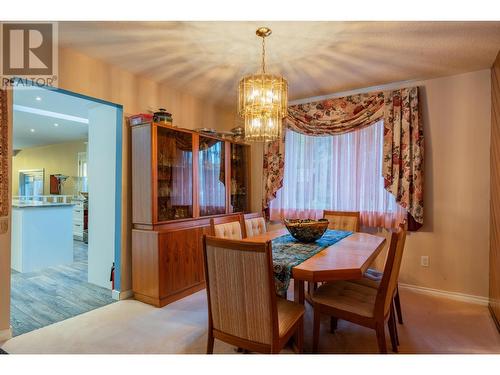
<box><xmin>112</xmin><ymin>289</ymin><xmax>134</xmax><ymax>301</ymax></box>
<box><xmin>399</xmin><ymin>283</ymin><xmax>489</xmax><ymax>306</ymax></box>
<box><xmin>0</xmin><ymin>327</ymin><xmax>12</xmax><ymax>344</ymax></box>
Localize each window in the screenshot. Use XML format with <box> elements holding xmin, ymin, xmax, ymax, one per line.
<box><xmin>270</xmin><ymin>120</ymin><xmax>405</xmax><ymax>228</ymax></box>
<box><xmin>77</xmin><ymin>152</ymin><xmax>88</xmax><ymax>193</ymax></box>
<box><xmin>19</xmin><ymin>169</ymin><xmax>44</xmax><ymax>196</ymax></box>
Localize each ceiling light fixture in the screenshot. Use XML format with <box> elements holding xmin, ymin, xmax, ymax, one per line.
<box><xmin>238</xmin><ymin>27</ymin><xmax>288</xmax><ymax>142</ymax></box>
<box><xmin>35</xmin><ymin>96</ymin><xmax>42</xmax><ymax>101</ymax></box>
<box><xmin>30</xmin><ymin>128</ymin><xmax>35</xmax><ymax>133</ymax></box>
<box><xmin>54</xmin><ymin>123</ymin><xmax>59</xmax><ymax>127</ymax></box>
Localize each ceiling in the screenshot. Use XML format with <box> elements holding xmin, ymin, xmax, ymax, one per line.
<box><xmin>13</xmin><ymin>87</ymin><xmax>91</xmax><ymax>149</ymax></box>
<box><xmin>59</xmin><ymin>21</ymin><xmax>500</xmax><ymax>106</ymax></box>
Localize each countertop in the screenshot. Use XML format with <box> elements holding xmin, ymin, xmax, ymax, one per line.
<box><xmin>12</xmin><ymin>201</ymin><xmax>75</xmax><ymax>208</ymax></box>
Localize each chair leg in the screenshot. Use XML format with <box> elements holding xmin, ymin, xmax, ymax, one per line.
<box><xmin>388</xmin><ymin>306</ymin><xmax>398</xmax><ymax>353</ymax></box>
<box><xmin>375</xmin><ymin>323</ymin><xmax>387</xmax><ymax>354</ymax></box>
<box><xmin>391</xmin><ymin>302</ymin><xmax>400</xmax><ymax>346</ymax></box>
<box><xmin>207</xmin><ymin>330</ymin><xmax>214</xmax><ymax>354</ymax></box>
<box><xmin>394</xmin><ymin>286</ymin><xmax>403</xmax><ymax>325</ymax></box>
<box><xmin>294</xmin><ymin>317</ymin><xmax>304</xmax><ymax>353</ymax></box>
<box><xmin>312</xmin><ymin>306</ymin><xmax>321</xmax><ymax>353</ymax></box>
<box><xmin>330</xmin><ymin>317</ymin><xmax>338</xmax><ymax>333</ymax></box>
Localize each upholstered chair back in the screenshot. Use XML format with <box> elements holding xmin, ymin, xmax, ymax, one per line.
<box><xmin>213</xmin><ymin>222</ymin><xmax>243</xmax><ymax>239</ymax></box>
<box><xmin>210</xmin><ymin>215</ymin><xmax>244</xmax><ymax>240</ymax></box>
<box><xmin>203</xmin><ymin>237</ymin><xmax>276</xmax><ymax>345</ymax></box>
<box><xmin>244</xmin><ymin>212</ymin><xmax>267</xmax><ymax>238</ymax></box>
<box><xmin>375</xmin><ymin>221</ymin><xmax>407</xmax><ymax>317</ymax></box>
<box><xmin>323</xmin><ymin>210</ymin><xmax>360</xmax><ymax>232</ymax></box>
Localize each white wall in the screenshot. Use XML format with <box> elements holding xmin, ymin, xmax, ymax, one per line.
<box><xmin>87</xmin><ymin>104</ymin><xmax>118</xmax><ymax>289</ymax></box>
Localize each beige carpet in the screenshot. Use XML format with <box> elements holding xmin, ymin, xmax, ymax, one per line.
<box><xmin>2</xmin><ymin>287</ymin><xmax>499</xmax><ymax>354</ymax></box>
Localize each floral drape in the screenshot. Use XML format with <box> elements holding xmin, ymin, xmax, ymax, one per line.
<box><xmin>382</xmin><ymin>88</ymin><xmax>424</xmax><ymax>224</ymax></box>
<box><xmin>263</xmin><ymin>86</ymin><xmax>424</xmax><ymax>225</ymax></box>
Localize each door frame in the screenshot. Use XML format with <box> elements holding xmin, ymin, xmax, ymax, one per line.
<box><xmin>11</xmin><ymin>82</ymin><xmax>124</xmax><ymax>291</ymax></box>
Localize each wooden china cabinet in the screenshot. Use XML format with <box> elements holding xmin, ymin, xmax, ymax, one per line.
<box><xmin>131</xmin><ymin>122</ymin><xmax>250</xmax><ymax>307</ymax></box>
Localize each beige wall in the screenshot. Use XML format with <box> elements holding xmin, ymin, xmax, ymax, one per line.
<box><xmin>12</xmin><ymin>141</ymin><xmax>87</xmax><ymax>197</ymax></box>
<box><xmin>401</xmin><ymin>69</ymin><xmax>491</xmax><ymax>297</ymax></box>
<box><xmin>250</xmin><ymin>69</ymin><xmax>492</xmax><ymax>298</ymax></box>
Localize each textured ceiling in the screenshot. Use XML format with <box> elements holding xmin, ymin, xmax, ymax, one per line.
<box><xmin>59</xmin><ymin>21</ymin><xmax>500</xmax><ymax>107</ymax></box>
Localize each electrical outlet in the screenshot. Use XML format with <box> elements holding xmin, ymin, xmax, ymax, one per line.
<box><xmin>421</xmin><ymin>255</ymin><xmax>429</xmax><ymax>267</ymax></box>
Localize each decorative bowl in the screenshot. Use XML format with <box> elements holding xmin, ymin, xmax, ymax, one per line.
<box><xmin>283</xmin><ymin>218</ymin><xmax>329</xmax><ymax>243</ymax></box>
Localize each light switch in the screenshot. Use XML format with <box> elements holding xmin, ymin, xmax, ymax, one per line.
<box><xmin>421</xmin><ymin>255</ymin><xmax>429</xmax><ymax>267</ymax></box>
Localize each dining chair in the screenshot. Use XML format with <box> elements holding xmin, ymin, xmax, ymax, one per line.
<box><xmin>311</xmin><ymin>221</ymin><xmax>407</xmax><ymax>354</ymax></box>
<box><xmin>351</xmin><ymin>225</ymin><xmax>406</xmax><ymax>325</ymax></box>
<box><xmin>322</xmin><ymin>210</ymin><xmax>361</xmax><ymax>232</ymax></box>
<box><xmin>352</xmin><ymin>269</ymin><xmax>404</xmax><ymax>325</ymax></box>
<box><xmin>243</xmin><ymin>212</ymin><xmax>267</xmax><ymax>238</ymax></box>
<box><xmin>306</xmin><ymin>210</ymin><xmax>362</xmax><ymax>298</ymax></box>
<box><xmin>210</xmin><ymin>214</ymin><xmax>245</xmax><ymax>239</ymax></box>
<box><xmin>203</xmin><ymin>236</ymin><xmax>305</xmax><ymax>354</ymax></box>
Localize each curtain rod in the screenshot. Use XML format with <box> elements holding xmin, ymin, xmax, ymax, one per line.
<box><xmin>289</xmin><ymin>78</ymin><xmax>419</xmax><ymax>106</ymax></box>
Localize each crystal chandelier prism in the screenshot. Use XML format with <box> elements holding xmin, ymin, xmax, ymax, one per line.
<box><xmin>238</xmin><ymin>27</ymin><xmax>288</xmax><ymax>142</ymax></box>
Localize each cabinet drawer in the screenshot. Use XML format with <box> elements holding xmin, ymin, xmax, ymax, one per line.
<box><xmin>73</xmin><ymin>214</ymin><xmax>83</xmax><ymax>221</ymax></box>
<box><xmin>73</xmin><ymin>223</ymin><xmax>84</xmax><ymax>231</ymax></box>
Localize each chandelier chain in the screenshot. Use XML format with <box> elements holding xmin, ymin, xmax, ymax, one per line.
<box><xmin>261</xmin><ymin>36</ymin><xmax>266</xmax><ymax>74</ymax></box>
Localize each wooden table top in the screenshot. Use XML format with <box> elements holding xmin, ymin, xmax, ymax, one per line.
<box><xmin>244</xmin><ymin>228</ymin><xmax>386</xmax><ymax>282</ymax></box>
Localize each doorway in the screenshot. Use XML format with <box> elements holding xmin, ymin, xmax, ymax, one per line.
<box><xmin>9</xmin><ymin>85</ymin><xmax>123</xmax><ymax>336</ymax></box>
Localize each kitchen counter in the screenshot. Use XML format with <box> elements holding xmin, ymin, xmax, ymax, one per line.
<box><xmin>11</xmin><ymin>203</ymin><xmax>74</xmax><ymax>272</ymax></box>
<box><xmin>12</xmin><ymin>201</ymin><xmax>75</xmax><ymax>208</ymax></box>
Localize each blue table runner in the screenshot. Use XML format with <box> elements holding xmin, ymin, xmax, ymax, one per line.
<box><xmin>271</xmin><ymin>229</ymin><xmax>353</xmax><ymax>296</ymax></box>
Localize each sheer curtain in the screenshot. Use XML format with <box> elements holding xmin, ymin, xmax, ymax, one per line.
<box><xmin>269</xmin><ymin>120</ymin><xmax>406</xmax><ymax>228</ymax></box>
<box><xmin>199</xmin><ymin>140</ymin><xmax>226</xmax><ymax>216</ymax></box>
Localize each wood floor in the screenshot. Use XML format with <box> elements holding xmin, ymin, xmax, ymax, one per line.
<box><xmin>2</xmin><ymin>284</ymin><xmax>499</xmax><ymax>354</ymax></box>
<box><xmin>10</xmin><ymin>241</ymin><xmax>115</xmax><ymax>336</ymax></box>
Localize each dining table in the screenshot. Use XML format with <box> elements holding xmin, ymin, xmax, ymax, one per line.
<box><xmin>243</xmin><ymin>228</ymin><xmax>386</xmax><ymax>305</ymax></box>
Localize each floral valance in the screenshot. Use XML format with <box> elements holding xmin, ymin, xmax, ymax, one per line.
<box><xmin>287</xmin><ymin>91</ymin><xmax>385</xmax><ymax>136</ymax></box>
<box><xmin>263</xmin><ymin>86</ymin><xmax>424</xmax><ymax>226</ymax></box>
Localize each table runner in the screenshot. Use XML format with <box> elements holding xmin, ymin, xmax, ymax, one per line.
<box><xmin>271</xmin><ymin>229</ymin><xmax>352</xmax><ymax>296</ymax></box>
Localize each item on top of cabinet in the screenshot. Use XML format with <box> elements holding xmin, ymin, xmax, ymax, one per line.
<box><xmin>194</xmin><ymin>127</ymin><xmax>217</xmax><ymax>135</ymax></box>
<box><xmin>231</xmin><ymin>126</ymin><xmax>245</xmax><ymax>141</ymax></box>
<box><xmin>216</xmin><ymin>130</ymin><xmax>234</xmax><ymax>139</ymax></box>
<box><xmin>129</xmin><ymin>113</ymin><xmax>153</xmax><ymax>126</ymax></box>
<box><xmin>153</xmin><ymin>108</ymin><xmax>174</xmax><ymax>126</ymax></box>
<box><xmin>231</xmin><ymin>126</ymin><xmax>244</xmax><ymax>135</ymax></box>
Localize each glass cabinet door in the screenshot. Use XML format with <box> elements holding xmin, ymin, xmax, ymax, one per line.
<box><xmin>198</xmin><ymin>136</ymin><xmax>226</xmax><ymax>216</ymax></box>
<box><xmin>156</xmin><ymin>127</ymin><xmax>193</xmax><ymax>221</ymax></box>
<box><xmin>230</xmin><ymin>143</ymin><xmax>249</xmax><ymax>213</ymax></box>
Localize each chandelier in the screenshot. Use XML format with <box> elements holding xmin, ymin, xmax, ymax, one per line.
<box><xmin>238</xmin><ymin>27</ymin><xmax>288</xmax><ymax>142</ymax></box>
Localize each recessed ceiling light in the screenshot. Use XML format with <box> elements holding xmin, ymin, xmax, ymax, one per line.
<box><xmin>30</xmin><ymin>128</ymin><xmax>35</xmax><ymax>133</ymax></box>
<box><xmin>35</xmin><ymin>96</ymin><xmax>42</xmax><ymax>101</ymax></box>
<box><xmin>54</xmin><ymin>123</ymin><xmax>59</xmax><ymax>127</ymax></box>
